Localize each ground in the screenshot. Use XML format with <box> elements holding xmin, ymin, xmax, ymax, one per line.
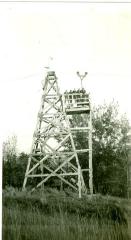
<box><xmin>2</xmin><ymin>189</ymin><xmax>131</xmax><ymax>240</ymax></box>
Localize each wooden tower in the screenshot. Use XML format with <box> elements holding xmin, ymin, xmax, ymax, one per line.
<box><xmin>23</xmin><ymin>70</ymin><xmax>93</xmax><ymax>197</ymax></box>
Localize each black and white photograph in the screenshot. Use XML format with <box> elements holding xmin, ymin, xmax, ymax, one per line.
<box><xmin>1</xmin><ymin>1</ymin><xmax>131</xmax><ymax>239</ymax></box>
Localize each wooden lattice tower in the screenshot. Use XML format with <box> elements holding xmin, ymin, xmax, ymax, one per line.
<box><xmin>23</xmin><ymin>71</ymin><xmax>93</xmax><ymax>197</ymax></box>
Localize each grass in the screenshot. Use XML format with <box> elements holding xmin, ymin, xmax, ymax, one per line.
<box><xmin>2</xmin><ymin>187</ymin><xmax>131</xmax><ymax>240</ymax></box>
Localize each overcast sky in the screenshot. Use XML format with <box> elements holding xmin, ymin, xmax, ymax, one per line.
<box><xmin>1</xmin><ymin>2</ymin><xmax>131</xmax><ymax>153</ymax></box>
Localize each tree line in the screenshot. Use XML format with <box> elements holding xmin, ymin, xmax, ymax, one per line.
<box><xmin>2</xmin><ymin>101</ymin><xmax>130</xmax><ymax>197</ymax></box>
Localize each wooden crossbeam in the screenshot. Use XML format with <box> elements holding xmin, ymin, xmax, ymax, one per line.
<box><xmin>42</xmin><ymin>142</ymin><xmax>55</xmax><ymax>152</ymax></box>
<box><xmin>45</xmin><ymin>79</ymin><xmax>56</xmax><ymax>95</ymax></box>
<box><xmin>40</xmin><ymin>132</ymin><xmax>70</xmax><ymax>153</ymax></box>
<box><xmin>43</xmin><ymin>98</ymin><xmax>61</xmax><ymax>115</ymax></box>
<box><xmin>31</xmin><ymin>152</ymin><xmax>72</xmax><ymax>157</ymax></box>
<box><xmin>27</xmin><ymin>155</ymin><xmax>49</xmax><ymax>175</ymax></box>
<box><xmin>35</xmin><ymin>150</ymin><xmax>89</xmax><ymax>154</ymax></box>
<box><xmin>39</xmin><ymin>116</ymin><xmax>64</xmax><ymax>136</ymax></box>
<box><xmin>48</xmin><ymin>79</ymin><xmax>58</xmax><ymax>92</ymax></box>
<box><xmin>32</xmin><ymin>156</ymin><xmax>40</xmax><ymax>163</ymax></box>
<box><xmin>45</xmin><ymin>98</ymin><xmax>61</xmax><ymax>111</ymax></box>
<box><xmin>32</xmin><ymin>172</ymin><xmax>77</xmax><ymax>192</ymax></box>
<box><xmin>68</xmin><ymin>162</ymin><xmax>77</xmax><ymax>171</ymax></box>
<box><xmin>27</xmin><ymin>134</ymin><xmax>73</xmax><ymax>175</ymax></box>
<box><xmin>70</xmin><ymin>127</ymin><xmax>90</xmax><ymax>131</ymax></box>
<box><xmin>31</xmin><ymin>154</ymin><xmax>77</xmax><ymax>191</ymax></box>
<box><xmin>36</xmin><ymin>154</ymin><xmax>75</xmax><ymax>181</ymax></box>
<box><xmin>54</xmin><ymin>134</ymin><xmax>70</xmax><ymax>151</ymax></box>
<box><xmin>28</xmin><ymin>173</ymin><xmax>78</xmax><ymax>177</ymax></box>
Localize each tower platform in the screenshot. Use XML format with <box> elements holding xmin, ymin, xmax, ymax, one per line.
<box><xmin>64</xmin><ymin>89</ymin><xmax>90</xmax><ymax>114</ymax></box>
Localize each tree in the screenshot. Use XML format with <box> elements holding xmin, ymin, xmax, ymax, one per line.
<box><xmin>71</xmin><ymin>101</ymin><xmax>130</xmax><ymax>197</ymax></box>
<box><xmin>92</xmin><ymin>102</ymin><xmax>130</xmax><ymax>197</ymax></box>
<box><xmin>2</xmin><ymin>135</ymin><xmax>17</xmax><ymax>162</ymax></box>
<box><xmin>2</xmin><ymin>135</ymin><xmax>17</xmax><ymax>187</ymax></box>
<box><xmin>2</xmin><ymin>135</ymin><xmax>29</xmax><ymax>189</ymax></box>
<box><xmin>3</xmin><ymin>150</ymin><xmax>29</xmax><ymax>189</ymax></box>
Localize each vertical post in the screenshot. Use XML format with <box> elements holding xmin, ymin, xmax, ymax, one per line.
<box><xmin>89</xmin><ymin>109</ymin><xmax>93</xmax><ymax>195</ymax></box>
<box><xmin>78</xmin><ymin>166</ymin><xmax>82</xmax><ymax>198</ymax></box>
<box><xmin>23</xmin><ymin>156</ymin><xmax>32</xmax><ymax>190</ymax></box>
<box><xmin>127</xmin><ymin>129</ymin><xmax>131</xmax><ymax>199</ymax></box>
<box><xmin>70</xmin><ymin>131</ymin><xmax>82</xmax><ymax>198</ymax></box>
<box><xmin>60</xmin><ymin>179</ymin><xmax>63</xmax><ymax>191</ymax></box>
<box><xmin>40</xmin><ymin>162</ymin><xmax>44</xmax><ymax>191</ymax></box>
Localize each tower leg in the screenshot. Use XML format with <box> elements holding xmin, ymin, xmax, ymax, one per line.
<box><xmin>22</xmin><ymin>156</ymin><xmax>32</xmax><ymax>190</ymax></box>
<box><xmin>78</xmin><ymin>166</ymin><xmax>82</xmax><ymax>198</ymax></box>
<box><xmin>89</xmin><ymin>111</ymin><xmax>93</xmax><ymax>195</ymax></box>
<box><xmin>23</xmin><ymin>177</ymin><xmax>28</xmax><ymax>190</ymax></box>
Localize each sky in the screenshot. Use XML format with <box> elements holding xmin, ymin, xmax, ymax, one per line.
<box><xmin>1</xmin><ymin>2</ymin><xmax>131</xmax><ymax>153</ymax></box>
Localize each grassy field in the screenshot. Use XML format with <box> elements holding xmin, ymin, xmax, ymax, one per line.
<box><xmin>2</xmin><ymin>188</ymin><xmax>131</xmax><ymax>240</ymax></box>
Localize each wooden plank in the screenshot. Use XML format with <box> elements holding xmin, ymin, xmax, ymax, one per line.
<box><xmin>78</xmin><ymin>166</ymin><xmax>81</xmax><ymax>198</ymax></box>
<box><xmin>76</xmin><ymin>149</ymin><xmax>89</xmax><ymax>153</ymax></box>
<box><xmin>82</xmin><ymin>169</ymin><xmax>89</xmax><ymax>172</ymax></box>
<box><xmin>32</xmin><ymin>156</ymin><xmax>39</xmax><ymax>163</ymax></box>
<box><xmin>68</xmin><ymin>162</ymin><xmax>77</xmax><ymax>171</ymax></box>
<box><xmin>70</xmin><ymin>127</ymin><xmax>90</xmax><ymax>131</ymax></box>
<box><xmin>89</xmin><ymin>110</ymin><xmax>93</xmax><ymax>195</ymax></box>
<box><xmin>23</xmin><ymin>155</ymin><xmax>32</xmax><ymax>189</ymax></box>
<box><xmin>66</xmin><ymin>108</ymin><xmax>90</xmax><ymax>115</ymax></box>
<box><xmin>28</xmin><ymin>172</ymin><xmax>78</xmax><ymax>177</ymax></box>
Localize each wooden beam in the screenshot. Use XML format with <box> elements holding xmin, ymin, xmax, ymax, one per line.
<box><xmin>31</xmin><ymin>159</ymin><xmax>78</xmax><ymax>191</ymax></box>
<box><xmin>89</xmin><ymin>110</ymin><xmax>93</xmax><ymax>195</ymax></box>
<box><xmin>31</xmin><ymin>154</ymin><xmax>76</xmax><ymax>190</ymax></box>
<box><xmin>70</xmin><ymin>127</ymin><xmax>90</xmax><ymax>131</ymax></box>
<box><xmin>28</xmin><ymin>172</ymin><xmax>78</xmax><ymax>177</ymax></box>
<box><xmin>27</xmin><ymin>155</ymin><xmax>49</xmax><ymax>175</ymax></box>
<box><xmin>43</xmin><ymin>98</ymin><xmax>61</xmax><ymax>115</ymax></box>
